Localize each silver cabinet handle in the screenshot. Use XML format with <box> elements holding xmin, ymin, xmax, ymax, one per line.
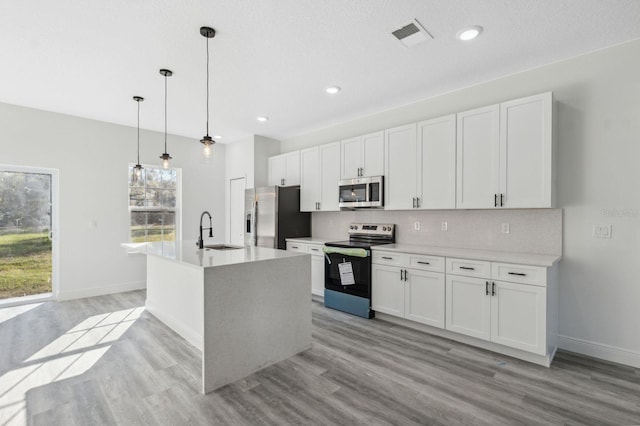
<box><xmin>291</xmin><ymin>246</ymin><xmax>299</xmax><ymax>249</ymax></box>
<box><xmin>416</xmin><ymin>261</ymin><xmax>430</xmax><ymax>265</ymax></box>
<box><xmin>382</xmin><ymin>256</ymin><xmax>393</xmax><ymax>260</ymax></box>
<box><xmin>459</xmin><ymin>266</ymin><xmax>475</xmax><ymax>271</ymax></box>
<box><xmin>416</xmin><ymin>197</ymin><xmax>420</xmax><ymax>208</ymax></box>
<box><xmin>412</xmin><ymin>197</ymin><xmax>416</xmax><ymax>208</ymax></box>
<box><xmin>310</xmin><ymin>248</ymin><xmax>319</xmax><ymax>252</ymax></box>
<box><xmin>492</xmin><ymin>282</ymin><xmax>496</xmax><ymax>296</ymax></box>
<box><xmin>508</xmin><ymin>272</ymin><xmax>526</xmax><ymax>276</ymax></box>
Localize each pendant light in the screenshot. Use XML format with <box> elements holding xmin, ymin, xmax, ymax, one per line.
<box><xmin>159</xmin><ymin>68</ymin><xmax>173</xmax><ymax>169</ymax></box>
<box><xmin>199</xmin><ymin>26</ymin><xmax>216</xmax><ymax>158</ymax></box>
<box><xmin>132</xmin><ymin>96</ymin><xmax>144</xmax><ymax>181</ymax></box>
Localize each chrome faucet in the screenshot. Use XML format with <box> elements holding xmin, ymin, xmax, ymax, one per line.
<box><xmin>197</xmin><ymin>211</ymin><xmax>213</xmax><ymax>249</ymax></box>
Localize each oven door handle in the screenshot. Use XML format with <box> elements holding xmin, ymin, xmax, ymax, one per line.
<box><xmin>322</xmin><ymin>246</ymin><xmax>370</xmax><ymax>258</ymax></box>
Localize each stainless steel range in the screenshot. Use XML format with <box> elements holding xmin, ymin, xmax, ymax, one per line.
<box><xmin>324</xmin><ymin>223</ymin><xmax>395</xmax><ymax>318</ymax></box>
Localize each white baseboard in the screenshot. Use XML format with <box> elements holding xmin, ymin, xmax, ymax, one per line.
<box><xmin>56</xmin><ymin>280</ymin><xmax>146</xmax><ymax>301</ymax></box>
<box><xmin>558</xmin><ymin>335</ymin><xmax>640</xmax><ymax>368</ymax></box>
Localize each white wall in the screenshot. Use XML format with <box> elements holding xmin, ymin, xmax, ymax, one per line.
<box><xmin>0</xmin><ymin>102</ymin><xmax>226</xmax><ymax>300</ymax></box>
<box><xmin>224</xmin><ymin>135</ymin><xmax>280</xmax><ymax>243</ymax></box>
<box><xmin>283</xmin><ymin>39</ymin><xmax>640</xmax><ymax>367</ymax></box>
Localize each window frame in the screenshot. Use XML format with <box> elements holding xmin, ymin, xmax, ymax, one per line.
<box><xmin>127</xmin><ymin>163</ymin><xmax>182</xmax><ymax>244</ymax></box>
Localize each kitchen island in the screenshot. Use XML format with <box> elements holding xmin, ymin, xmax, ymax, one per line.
<box><xmin>128</xmin><ymin>240</ymin><xmax>312</xmax><ymax>393</ymax></box>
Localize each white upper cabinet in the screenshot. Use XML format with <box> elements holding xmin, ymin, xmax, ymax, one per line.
<box><xmin>300</xmin><ymin>142</ymin><xmax>341</xmax><ymax>212</ymax></box>
<box><xmin>341</xmin><ymin>131</ymin><xmax>384</xmax><ymax>179</ymax></box>
<box><xmin>268</xmin><ymin>151</ymin><xmax>300</xmax><ymax>187</ymax></box>
<box><xmin>418</xmin><ymin>114</ymin><xmax>457</xmax><ymax>209</ymax></box>
<box><xmin>499</xmin><ymin>92</ymin><xmax>553</xmax><ymax>208</ymax></box>
<box><xmin>456</xmin><ymin>92</ymin><xmax>554</xmax><ymax>209</ymax></box>
<box><xmin>300</xmin><ymin>147</ymin><xmax>320</xmax><ymax>211</ymax></box>
<box><xmin>385</xmin><ymin>116</ymin><xmax>457</xmax><ymax>210</ymax></box>
<box><xmin>384</xmin><ymin>124</ymin><xmax>418</xmax><ymax>210</ymax></box>
<box><xmin>456</xmin><ymin>105</ymin><xmax>500</xmax><ymax>209</ymax></box>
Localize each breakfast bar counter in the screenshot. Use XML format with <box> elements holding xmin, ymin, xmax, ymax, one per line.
<box><xmin>128</xmin><ymin>240</ymin><xmax>312</xmax><ymax>393</ymax></box>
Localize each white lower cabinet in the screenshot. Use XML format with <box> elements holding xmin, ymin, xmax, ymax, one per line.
<box><xmin>445</xmin><ymin>258</ymin><xmax>548</xmax><ymax>356</ymax></box>
<box><xmin>490</xmin><ymin>280</ymin><xmax>546</xmax><ymax>354</ymax></box>
<box><xmin>373</xmin><ymin>249</ymin><xmax>557</xmax><ymax>366</ymax></box>
<box><xmin>286</xmin><ymin>241</ymin><xmax>325</xmax><ymax>297</ymax></box>
<box><xmin>445</xmin><ymin>275</ymin><xmax>491</xmax><ymax>341</ymax></box>
<box><xmin>308</xmin><ymin>243</ymin><xmax>325</xmax><ymax>297</ymax></box>
<box><xmin>372</xmin><ymin>252</ymin><xmax>445</xmax><ymax>328</ymax></box>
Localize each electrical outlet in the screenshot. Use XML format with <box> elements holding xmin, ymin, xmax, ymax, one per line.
<box><xmin>593</xmin><ymin>225</ymin><xmax>612</xmax><ymax>238</ymax></box>
<box><xmin>441</xmin><ymin>222</ymin><xmax>448</xmax><ymax>231</ymax></box>
<box><xmin>501</xmin><ymin>223</ymin><xmax>510</xmax><ymax>234</ymax></box>
<box><xmin>414</xmin><ymin>221</ymin><xmax>421</xmax><ymax>231</ymax></box>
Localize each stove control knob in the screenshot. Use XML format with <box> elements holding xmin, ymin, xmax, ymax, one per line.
<box><xmin>382</xmin><ymin>226</ymin><xmax>387</xmax><ymax>231</ymax></box>
<box><xmin>350</xmin><ymin>226</ymin><xmax>354</xmax><ymax>230</ymax></box>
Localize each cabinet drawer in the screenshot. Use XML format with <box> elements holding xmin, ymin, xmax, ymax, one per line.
<box><xmin>306</xmin><ymin>244</ymin><xmax>325</xmax><ymax>257</ymax></box>
<box><xmin>372</xmin><ymin>251</ymin><xmax>409</xmax><ymax>267</ymax></box>
<box><xmin>446</xmin><ymin>258</ymin><xmax>491</xmax><ymax>278</ymax></box>
<box><xmin>409</xmin><ymin>255</ymin><xmax>445</xmax><ymax>273</ymax></box>
<box><xmin>286</xmin><ymin>242</ymin><xmax>307</xmax><ymax>253</ymax></box>
<box><xmin>491</xmin><ymin>263</ymin><xmax>547</xmax><ymax>287</ymax></box>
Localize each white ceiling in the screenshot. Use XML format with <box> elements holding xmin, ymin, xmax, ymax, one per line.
<box><xmin>1</xmin><ymin>0</ymin><xmax>640</xmax><ymax>144</ymax></box>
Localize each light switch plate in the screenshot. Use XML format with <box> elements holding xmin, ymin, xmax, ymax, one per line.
<box><xmin>593</xmin><ymin>225</ymin><xmax>612</xmax><ymax>238</ymax></box>
<box><xmin>501</xmin><ymin>223</ymin><xmax>510</xmax><ymax>234</ymax></box>
<box><xmin>414</xmin><ymin>221</ymin><xmax>421</xmax><ymax>231</ymax></box>
<box><xmin>441</xmin><ymin>222</ymin><xmax>448</xmax><ymax>231</ymax></box>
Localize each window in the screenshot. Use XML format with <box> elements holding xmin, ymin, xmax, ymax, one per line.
<box><xmin>128</xmin><ymin>165</ymin><xmax>180</xmax><ymax>243</ymax></box>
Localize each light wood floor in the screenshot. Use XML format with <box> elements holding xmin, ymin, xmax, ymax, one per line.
<box><xmin>0</xmin><ymin>290</ymin><xmax>638</xmax><ymax>425</ymax></box>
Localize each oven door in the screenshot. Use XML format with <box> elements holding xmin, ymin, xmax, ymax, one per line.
<box><xmin>324</xmin><ymin>252</ymin><xmax>371</xmax><ymax>299</ymax></box>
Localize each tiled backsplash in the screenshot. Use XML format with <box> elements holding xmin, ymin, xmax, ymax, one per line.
<box><xmin>312</xmin><ymin>209</ymin><xmax>562</xmax><ymax>255</ymax></box>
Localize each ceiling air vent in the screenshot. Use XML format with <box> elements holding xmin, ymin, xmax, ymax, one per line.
<box><xmin>391</xmin><ymin>19</ymin><xmax>433</xmax><ymax>47</ymax></box>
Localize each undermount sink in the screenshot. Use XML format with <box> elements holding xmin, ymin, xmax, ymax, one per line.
<box><xmin>204</xmin><ymin>244</ymin><xmax>244</xmax><ymax>251</ymax></box>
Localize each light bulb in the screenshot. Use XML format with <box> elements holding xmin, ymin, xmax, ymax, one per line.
<box><xmin>203</xmin><ymin>144</ymin><xmax>212</xmax><ymax>158</ymax></box>
<box><xmin>135</xmin><ymin>167</ymin><xmax>142</xmax><ymax>177</ymax></box>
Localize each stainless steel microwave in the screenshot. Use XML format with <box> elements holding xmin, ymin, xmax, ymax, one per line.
<box><xmin>338</xmin><ymin>176</ymin><xmax>384</xmax><ymax>209</ymax></box>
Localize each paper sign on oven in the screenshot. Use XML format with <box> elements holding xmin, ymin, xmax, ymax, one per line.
<box><xmin>338</xmin><ymin>262</ymin><xmax>355</xmax><ymax>285</ymax></box>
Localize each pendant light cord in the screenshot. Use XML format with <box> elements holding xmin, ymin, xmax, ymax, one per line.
<box><xmin>206</xmin><ymin>35</ymin><xmax>210</xmax><ymax>136</ymax></box>
<box><xmin>164</xmin><ymin>73</ymin><xmax>168</xmax><ymax>152</ymax></box>
<box><xmin>137</xmin><ymin>100</ymin><xmax>141</xmax><ymax>163</ymax></box>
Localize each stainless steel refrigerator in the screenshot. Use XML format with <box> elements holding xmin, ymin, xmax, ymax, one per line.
<box><xmin>244</xmin><ymin>186</ymin><xmax>311</xmax><ymax>249</ymax></box>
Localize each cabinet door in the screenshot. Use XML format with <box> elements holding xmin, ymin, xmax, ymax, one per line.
<box><xmin>284</xmin><ymin>151</ymin><xmax>301</xmax><ymax>186</ymax></box>
<box><xmin>372</xmin><ymin>264</ymin><xmax>404</xmax><ymax>317</ymax></box>
<box><xmin>362</xmin><ymin>131</ymin><xmax>384</xmax><ymax>177</ymax></box>
<box><xmin>310</xmin><ymin>254</ymin><xmax>325</xmax><ymax>297</ymax></box>
<box><xmin>341</xmin><ymin>136</ymin><xmax>362</xmax><ymax>179</ymax></box>
<box><xmin>268</xmin><ymin>155</ymin><xmax>285</xmax><ymax>186</ymax></box>
<box><xmin>500</xmin><ymin>92</ymin><xmax>553</xmax><ymax>208</ymax></box>
<box><xmin>319</xmin><ymin>142</ymin><xmax>341</xmax><ymax>211</ymax></box>
<box><xmin>418</xmin><ymin>114</ymin><xmax>456</xmax><ymax>209</ymax></box>
<box><xmin>445</xmin><ymin>275</ymin><xmax>491</xmax><ymax>341</ymax></box>
<box><xmin>300</xmin><ymin>147</ymin><xmax>320</xmax><ymax>212</ymax></box>
<box><xmin>490</xmin><ymin>280</ymin><xmax>546</xmax><ymax>355</ymax></box>
<box><xmin>384</xmin><ymin>124</ymin><xmax>417</xmax><ymax>210</ymax></box>
<box><xmin>456</xmin><ymin>105</ymin><xmax>500</xmax><ymax>209</ymax></box>
<box><xmin>405</xmin><ymin>269</ymin><xmax>445</xmax><ymax>329</ymax></box>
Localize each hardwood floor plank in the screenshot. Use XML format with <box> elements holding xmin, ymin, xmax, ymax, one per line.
<box><xmin>0</xmin><ymin>291</ymin><xmax>638</xmax><ymax>425</ymax></box>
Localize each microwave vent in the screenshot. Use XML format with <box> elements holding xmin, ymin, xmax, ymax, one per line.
<box><xmin>391</xmin><ymin>19</ymin><xmax>433</xmax><ymax>47</ymax></box>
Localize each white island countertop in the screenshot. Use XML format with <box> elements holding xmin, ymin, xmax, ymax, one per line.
<box><xmin>372</xmin><ymin>243</ymin><xmax>561</xmax><ymax>267</ymax></box>
<box><xmin>124</xmin><ymin>240</ymin><xmax>308</xmax><ymax>269</ymax></box>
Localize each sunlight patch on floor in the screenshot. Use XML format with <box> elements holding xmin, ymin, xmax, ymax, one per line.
<box><xmin>0</xmin><ymin>306</ymin><xmax>144</xmax><ymax>425</ymax></box>
<box><xmin>0</xmin><ymin>303</ymin><xmax>42</xmax><ymax>326</ymax></box>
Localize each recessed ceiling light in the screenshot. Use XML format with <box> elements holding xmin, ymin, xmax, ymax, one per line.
<box><xmin>257</xmin><ymin>116</ymin><xmax>269</xmax><ymax>122</ymax></box>
<box><xmin>325</xmin><ymin>86</ymin><xmax>341</xmax><ymax>95</ymax></box>
<box><xmin>457</xmin><ymin>26</ymin><xmax>482</xmax><ymax>41</ymax></box>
